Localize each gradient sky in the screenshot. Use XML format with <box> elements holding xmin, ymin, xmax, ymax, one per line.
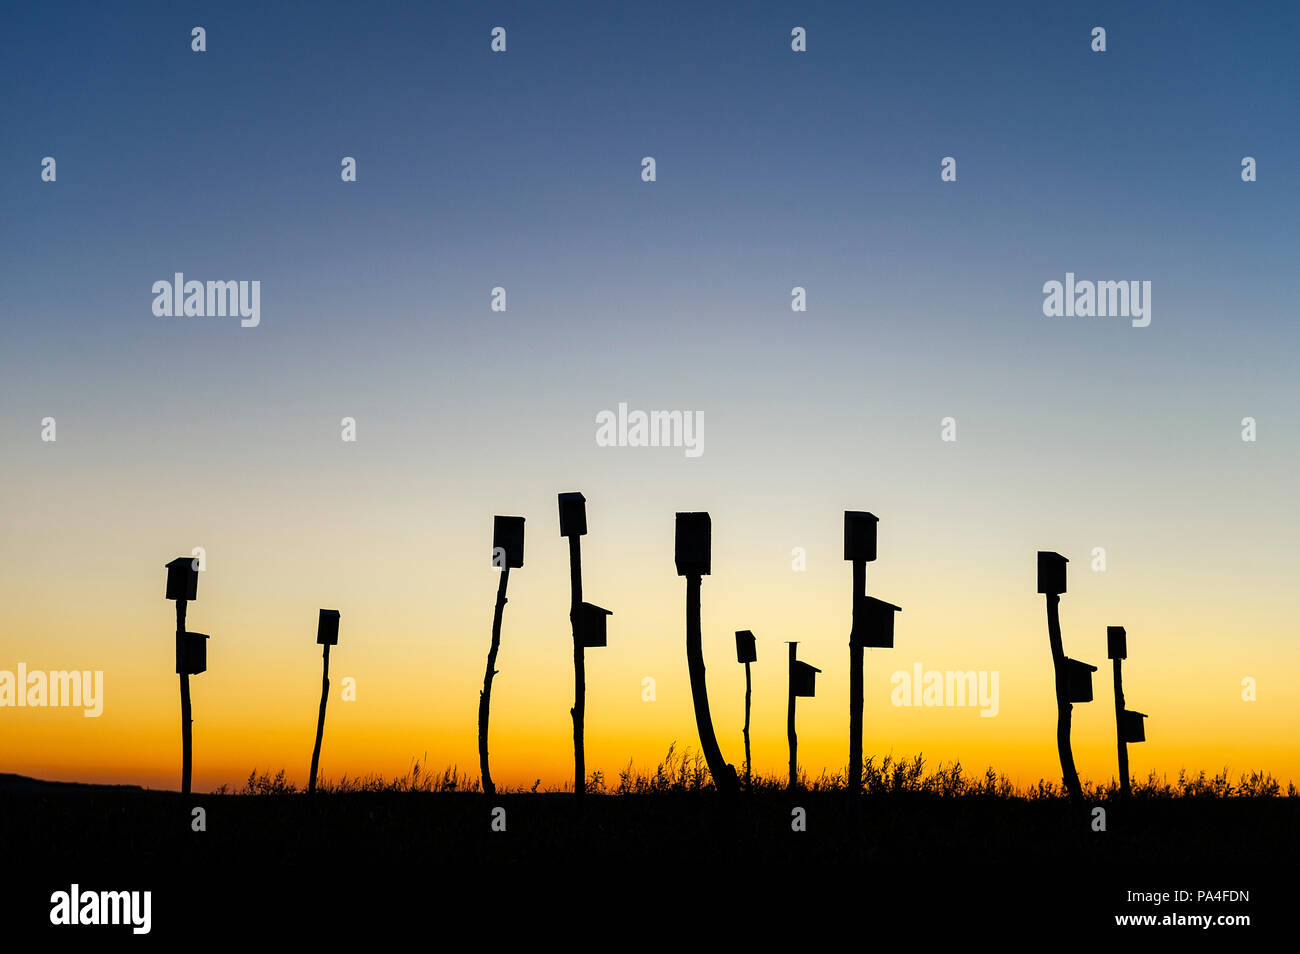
<box><xmin>2</xmin><ymin>1</ymin><xmax>1297</xmax><ymax>792</ymax></box>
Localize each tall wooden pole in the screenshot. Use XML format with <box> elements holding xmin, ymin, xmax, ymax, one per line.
<box><xmin>685</xmin><ymin>574</ymin><xmax>735</xmax><ymax>794</ymax></box>
<box><xmin>177</xmin><ymin>599</ymin><xmax>192</xmax><ymax>797</ymax></box>
<box><xmin>1045</xmin><ymin>594</ymin><xmax>1082</xmax><ymax>800</ymax></box>
<box><xmin>568</xmin><ymin>535</ymin><xmax>585</xmax><ymax>798</ymax></box>
<box><xmin>743</xmin><ymin>660</ymin><xmax>752</xmax><ymax>793</ymax></box>
<box><xmin>787</xmin><ymin>642</ymin><xmax>798</xmax><ymax>791</ymax></box>
<box><xmin>309</xmin><ymin>642</ymin><xmax>332</xmax><ymax>794</ymax></box>
<box><xmin>1113</xmin><ymin>658</ymin><xmax>1129</xmax><ymax>797</ymax></box>
<box><xmin>478</xmin><ymin>567</ymin><xmax>510</xmax><ymax>797</ymax></box>
<box><xmin>848</xmin><ymin>560</ymin><xmax>866</xmax><ymax>797</ymax></box>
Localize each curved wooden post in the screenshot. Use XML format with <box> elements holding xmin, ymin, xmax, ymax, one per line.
<box><xmin>1045</xmin><ymin>594</ymin><xmax>1083</xmax><ymax>800</ymax></box>
<box><xmin>309</xmin><ymin>643</ymin><xmax>332</xmax><ymax>794</ymax></box>
<box><xmin>787</xmin><ymin>641</ymin><xmax>798</xmax><ymax>791</ymax></box>
<box><xmin>1113</xmin><ymin>658</ymin><xmax>1129</xmax><ymax>797</ymax></box>
<box><xmin>743</xmin><ymin>660</ymin><xmax>752</xmax><ymax>793</ymax></box>
<box><xmin>478</xmin><ymin>568</ymin><xmax>510</xmax><ymax>796</ymax></box>
<box><xmin>685</xmin><ymin>574</ymin><xmax>735</xmax><ymax>794</ymax></box>
<box><xmin>848</xmin><ymin>560</ymin><xmax>866</xmax><ymax>796</ymax></box>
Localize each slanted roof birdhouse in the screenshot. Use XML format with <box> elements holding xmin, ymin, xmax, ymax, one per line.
<box><xmin>1064</xmin><ymin>657</ymin><xmax>1097</xmax><ymax>703</ymax></box>
<box><xmin>317</xmin><ymin>609</ymin><xmax>340</xmax><ymax>646</ymax></box>
<box><xmin>557</xmin><ymin>492</ymin><xmax>587</xmax><ymax>537</ymax></box>
<box><xmin>165</xmin><ymin>557</ymin><xmax>198</xmax><ymax>602</ymax></box>
<box><xmin>176</xmin><ymin>631</ymin><xmax>210</xmax><ymax>675</ymax></box>
<box><xmin>791</xmin><ymin>659</ymin><xmax>821</xmax><ymax>697</ymax></box>
<box><xmin>674</xmin><ymin>512</ymin><xmax>711</xmax><ymax>576</ymax></box>
<box><xmin>576</xmin><ymin>601</ymin><xmax>612</xmax><ymax>648</ymax></box>
<box><xmin>735</xmin><ymin>630</ymin><xmax>756</xmax><ymax>664</ymax></box>
<box><xmin>493</xmin><ymin>515</ymin><xmax>525</xmax><ymax>568</ymax></box>
<box><xmin>1120</xmin><ymin>708</ymin><xmax>1147</xmax><ymax>743</ymax></box>
<box><xmin>1107</xmin><ymin>626</ymin><xmax>1127</xmax><ymax>660</ymax></box>
<box><xmin>853</xmin><ymin>596</ymin><xmax>902</xmax><ymax>649</ymax></box>
<box><xmin>843</xmin><ymin>511</ymin><xmax>879</xmax><ymax>563</ymax></box>
<box><xmin>1037</xmin><ymin>551</ymin><xmax>1068</xmax><ymax>595</ymax></box>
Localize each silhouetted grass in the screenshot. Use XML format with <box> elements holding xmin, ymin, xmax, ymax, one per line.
<box><xmin>218</xmin><ymin>746</ymin><xmax>1294</xmax><ymax>798</ymax></box>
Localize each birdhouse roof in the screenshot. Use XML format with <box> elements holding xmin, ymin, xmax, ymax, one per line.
<box><xmin>319</xmin><ymin>609</ymin><xmax>340</xmax><ymax>618</ymax></box>
<box><xmin>794</xmin><ymin>660</ymin><xmax>821</xmax><ymax>673</ymax></box>
<box><xmin>558</xmin><ymin>491</ymin><xmax>585</xmax><ymax>503</ymax></box>
<box><xmin>580</xmin><ymin>602</ymin><xmax>612</xmax><ymax>616</ymax></box>
<box><xmin>735</xmin><ymin>630</ymin><xmax>755</xmax><ymax>640</ymax></box>
<box><xmin>1067</xmin><ymin>658</ymin><xmax>1097</xmax><ymax>672</ymax></box>
<box><xmin>165</xmin><ymin>557</ymin><xmax>193</xmax><ymax>569</ymax></box>
<box><xmin>1038</xmin><ymin>551</ymin><xmax>1068</xmax><ymax>563</ymax></box>
<box><xmin>186</xmin><ymin>632</ymin><xmax>211</xmax><ymax>640</ymax></box>
<box><xmin>1128</xmin><ymin>710</ymin><xmax>1148</xmax><ymax>718</ymax></box>
<box><xmin>1107</xmin><ymin>625</ymin><xmax>1126</xmax><ymax>635</ymax></box>
<box><xmin>862</xmin><ymin>597</ymin><xmax>902</xmax><ymax>612</ymax></box>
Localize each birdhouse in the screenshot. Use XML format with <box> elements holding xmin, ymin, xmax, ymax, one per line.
<box><xmin>674</xmin><ymin>512</ymin><xmax>711</xmax><ymax>576</ymax></box>
<box><xmin>1107</xmin><ymin>626</ymin><xmax>1127</xmax><ymax>660</ymax></box>
<box><xmin>843</xmin><ymin>511</ymin><xmax>879</xmax><ymax>563</ymax></box>
<box><xmin>1037</xmin><ymin>551</ymin><xmax>1068</xmax><ymax>595</ymax></box>
<box><xmin>317</xmin><ymin>609</ymin><xmax>340</xmax><ymax>646</ymax></box>
<box><xmin>853</xmin><ymin>596</ymin><xmax>902</xmax><ymax>649</ymax></box>
<box><xmin>1120</xmin><ymin>708</ymin><xmax>1147</xmax><ymax>744</ymax></box>
<box><xmin>175</xmin><ymin>631</ymin><xmax>210</xmax><ymax>675</ymax></box>
<box><xmin>576</xmin><ymin>601</ymin><xmax>612</xmax><ymax>648</ymax></box>
<box><xmin>1064</xmin><ymin>657</ymin><xmax>1096</xmax><ymax>703</ymax></box>
<box><xmin>165</xmin><ymin>557</ymin><xmax>198</xmax><ymax>602</ymax></box>
<box><xmin>492</xmin><ymin>515</ymin><xmax>525</xmax><ymax>568</ymax></box>
<box><xmin>735</xmin><ymin>630</ymin><xmax>756</xmax><ymax>664</ymax></box>
<box><xmin>791</xmin><ymin>660</ymin><xmax>821</xmax><ymax>697</ymax></box>
<box><xmin>557</xmin><ymin>492</ymin><xmax>587</xmax><ymax>538</ymax></box>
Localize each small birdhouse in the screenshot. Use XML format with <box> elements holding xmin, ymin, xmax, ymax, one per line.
<box><xmin>557</xmin><ymin>492</ymin><xmax>587</xmax><ymax>538</ymax></box>
<box><xmin>1120</xmin><ymin>708</ymin><xmax>1147</xmax><ymax>744</ymax></box>
<box><xmin>1107</xmin><ymin>626</ymin><xmax>1127</xmax><ymax>660</ymax></box>
<box><xmin>853</xmin><ymin>596</ymin><xmax>901</xmax><ymax>649</ymax></box>
<box><xmin>576</xmin><ymin>601</ymin><xmax>612</xmax><ymax>648</ymax></box>
<box><xmin>176</xmin><ymin>631</ymin><xmax>210</xmax><ymax>675</ymax></box>
<box><xmin>165</xmin><ymin>557</ymin><xmax>198</xmax><ymax>602</ymax></box>
<box><xmin>791</xmin><ymin>659</ymin><xmax>820</xmax><ymax>697</ymax></box>
<box><xmin>843</xmin><ymin>511</ymin><xmax>879</xmax><ymax>563</ymax></box>
<box><xmin>735</xmin><ymin>630</ymin><xmax>756</xmax><ymax>664</ymax></box>
<box><xmin>1064</xmin><ymin>657</ymin><xmax>1096</xmax><ymax>703</ymax></box>
<box><xmin>674</xmin><ymin>512</ymin><xmax>711</xmax><ymax>576</ymax></box>
<box><xmin>317</xmin><ymin>609</ymin><xmax>340</xmax><ymax>646</ymax></box>
<box><xmin>1037</xmin><ymin>551</ymin><xmax>1068</xmax><ymax>595</ymax></box>
<box><xmin>492</xmin><ymin>515</ymin><xmax>525</xmax><ymax>568</ymax></box>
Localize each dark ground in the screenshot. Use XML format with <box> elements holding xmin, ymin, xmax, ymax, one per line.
<box><xmin>1</xmin><ymin>782</ymin><xmax>1293</xmax><ymax>940</ymax></box>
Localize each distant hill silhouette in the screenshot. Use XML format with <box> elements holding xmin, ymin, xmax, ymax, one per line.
<box><xmin>0</xmin><ymin>773</ymin><xmax>143</xmax><ymax>792</ymax></box>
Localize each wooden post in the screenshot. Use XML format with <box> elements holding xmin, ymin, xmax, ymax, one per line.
<box><xmin>787</xmin><ymin>642</ymin><xmax>798</xmax><ymax>791</ymax></box>
<box><xmin>568</xmin><ymin>534</ymin><xmax>585</xmax><ymax>798</ymax></box>
<box><xmin>1113</xmin><ymin>657</ymin><xmax>1129</xmax><ymax>797</ymax></box>
<box><xmin>478</xmin><ymin>567</ymin><xmax>510</xmax><ymax>797</ymax></box>
<box><xmin>309</xmin><ymin>642</ymin><xmax>332</xmax><ymax>794</ymax></box>
<box><xmin>848</xmin><ymin>560</ymin><xmax>866</xmax><ymax>797</ymax></box>
<box><xmin>743</xmin><ymin>659</ymin><xmax>752</xmax><ymax>793</ymax></box>
<box><xmin>176</xmin><ymin>599</ymin><xmax>192</xmax><ymax>797</ymax></box>
<box><xmin>1045</xmin><ymin>594</ymin><xmax>1083</xmax><ymax>800</ymax></box>
<box><xmin>685</xmin><ymin>574</ymin><xmax>736</xmax><ymax>794</ymax></box>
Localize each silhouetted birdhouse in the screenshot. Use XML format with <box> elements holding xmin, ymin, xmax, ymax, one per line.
<box><xmin>674</xmin><ymin>512</ymin><xmax>711</xmax><ymax>576</ymax></box>
<box><xmin>165</xmin><ymin>557</ymin><xmax>198</xmax><ymax>602</ymax></box>
<box><xmin>843</xmin><ymin>511</ymin><xmax>879</xmax><ymax>563</ymax></box>
<box><xmin>558</xmin><ymin>492</ymin><xmax>587</xmax><ymax>538</ymax></box>
<box><xmin>576</xmin><ymin>601</ymin><xmax>612</xmax><ymax>648</ymax></box>
<box><xmin>1107</xmin><ymin>626</ymin><xmax>1127</xmax><ymax>660</ymax></box>
<box><xmin>1120</xmin><ymin>708</ymin><xmax>1147</xmax><ymax>743</ymax></box>
<box><xmin>1065</xmin><ymin>657</ymin><xmax>1097</xmax><ymax>703</ymax></box>
<box><xmin>791</xmin><ymin>660</ymin><xmax>821</xmax><ymax>697</ymax></box>
<box><xmin>735</xmin><ymin>630</ymin><xmax>756</xmax><ymax>664</ymax></box>
<box><xmin>493</xmin><ymin>515</ymin><xmax>525</xmax><ymax>568</ymax></box>
<box><xmin>853</xmin><ymin>596</ymin><xmax>902</xmax><ymax>648</ymax></box>
<box><xmin>176</xmin><ymin>632</ymin><xmax>209</xmax><ymax>675</ymax></box>
<box><xmin>1037</xmin><ymin>551</ymin><xmax>1068</xmax><ymax>595</ymax></box>
<box><xmin>317</xmin><ymin>609</ymin><xmax>340</xmax><ymax>646</ymax></box>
